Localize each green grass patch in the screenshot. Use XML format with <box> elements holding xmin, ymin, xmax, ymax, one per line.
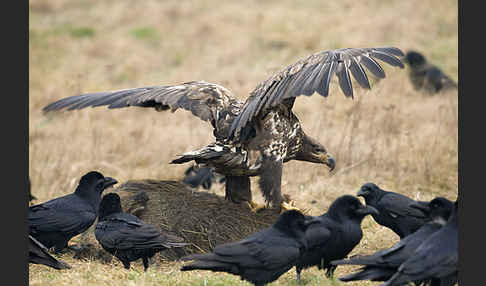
<box><xmin>130</xmin><ymin>27</ymin><xmax>159</xmax><ymax>40</ymax></box>
<box><xmin>70</xmin><ymin>27</ymin><xmax>95</xmax><ymax>38</ymax></box>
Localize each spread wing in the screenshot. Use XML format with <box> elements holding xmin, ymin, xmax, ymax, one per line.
<box><xmin>43</xmin><ymin>80</ymin><xmax>242</xmax><ymax>130</ymax></box>
<box><xmin>229</xmin><ymin>47</ymin><xmax>404</xmax><ymax>139</ymax></box>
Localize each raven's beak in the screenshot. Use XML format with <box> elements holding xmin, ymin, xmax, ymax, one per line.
<box><xmin>356</xmin><ymin>205</ymin><xmax>379</xmax><ymax>216</ymax></box>
<box><xmin>357</xmin><ymin>189</ymin><xmax>366</xmax><ymax>197</ymax></box>
<box><xmin>410</xmin><ymin>201</ymin><xmax>430</xmax><ymax>216</ymax></box>
<box><xmin>103</xmin><ymin>177</ymin><xmax>118</xmax><ymax>189</ymax></box>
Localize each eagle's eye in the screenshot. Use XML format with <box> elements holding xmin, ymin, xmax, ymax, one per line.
<box><xmin>312</xmin><ymin>144</ymin><xmax>325</xmax><ymax>153</ymax></box>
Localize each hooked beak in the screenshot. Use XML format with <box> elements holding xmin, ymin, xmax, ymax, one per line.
<box><xmin>356</xmin><ymin>205</ymin><xmax>379</xmax><ymax>216</ymax></box>
<box><xmin>324</xmin><ymin>154</ymin><xmax>336</xmax><ymax>172</ymax></box>
<box><xmin>103</xmin><ymin>177</ymin><xmax>118</xmax><ymax>189</ymax></box>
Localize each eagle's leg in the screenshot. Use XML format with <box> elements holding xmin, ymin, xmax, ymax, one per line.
<box><xmin>259</xmin><ymin>158</ymin><xmax>302</xmax><ymax>213</ymax></box>
<box><xmin>225</xmin><ymin>176</ymin><xmax>265</xmax><ymax>212</ymax></box>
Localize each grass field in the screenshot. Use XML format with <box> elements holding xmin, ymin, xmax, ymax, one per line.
<box><xmin>29</xmin><ymin>0</ymin><xmax>458</xmax><ymax>285</ymax></box>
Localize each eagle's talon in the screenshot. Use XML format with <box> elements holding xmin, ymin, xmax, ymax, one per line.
<box><xmin>280</xmin><ymin>200</ymin><xmax>300</xmax><ymax>213</ymax></box>
<box><xmin>280</xmin><ymin>200</ymin><xmax>310</xmax><ymax>215</ymax></box>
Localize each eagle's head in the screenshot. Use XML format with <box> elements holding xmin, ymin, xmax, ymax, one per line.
<box><xmin>295</xmin><ymin>134</ymin><xmax>335</xmax><ymax>171</ymax></box>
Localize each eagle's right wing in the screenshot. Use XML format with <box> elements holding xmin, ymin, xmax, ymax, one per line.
<box><xmin>43</xmin><ymin>80</ymin><xmax>242</xmax><ymax>130</ymax></box>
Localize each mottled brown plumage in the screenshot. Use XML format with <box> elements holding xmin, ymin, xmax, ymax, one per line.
<box><xmin>43</xmin><ymin>47</ymin><xmax>404</xmax><ymax>211</ymax></box>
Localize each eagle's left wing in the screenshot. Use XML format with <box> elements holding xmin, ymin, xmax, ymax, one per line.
<box><xmin>229</xmin><ymin>47</ymin><xmax>404</xmax><ymax>139</ymax></box>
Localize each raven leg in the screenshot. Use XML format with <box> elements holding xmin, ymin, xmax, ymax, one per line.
<box><xmin>296</xmin><ymin>266</ymin><xmax>302</xmax><ymax>283</ymax></box>
<box><xmin>142</xmin><ymin>257</ymin><xmax>149</xmax><ymax>271</ymax></box>
<box><xmin>225</xmin><ymin>176</ymin><xmax>265</xmax><ymax>212</ymax></box>
<box><xmin>326</xmin><ymin>265</ymin><xmax>337</xmax><ymax>278</ymax></box>
<box><xmin>122</xmin><ymin>260</ymin><xmax>131</xmax><ymax>270</ymax></box>
<box><xmin>53</xmin><ymin>240</ymin><xmax>69</xmax><ymax>254</ymax></box>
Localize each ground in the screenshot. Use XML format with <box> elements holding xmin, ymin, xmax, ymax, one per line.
<box><xmin>29</xmin><ymin>0</ymin><xmax>457</xmax><ymax>285</ymax></box>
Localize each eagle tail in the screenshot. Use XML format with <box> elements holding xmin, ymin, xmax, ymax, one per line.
<box><xmin>170</xmin><ymin>144</ymin><xmax>227</xmax><ymax>164</ymax></box>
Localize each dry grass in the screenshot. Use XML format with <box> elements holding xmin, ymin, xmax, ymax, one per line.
<box><xmin>29</xmin><ymin>0</ymin><xmax>458</xmax><ymax>285</ymax></box>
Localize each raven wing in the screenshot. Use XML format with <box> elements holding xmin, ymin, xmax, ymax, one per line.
<box><xmin>95</xmin><ymin>217</ymin><xmax>172</xmax><ymax>250</ymax></box>
<box><xmin>183</xmin><ymin>228</ymin><xmax>302</xmax><ymax>269</ymax></box>
<box><xmin>29</xmin><ymin>235</ymin><xmax>71</xmax><ymax>269</ymax></box>
<box><xmin>304</xmin><ymin>218</ymin><xmax>332</xmax><ymax>249</ymax></box>
<box><xmin>378</xmin><ymin>194</ymin><xmax>427</xmax><ymax>218</ymax></box>
<box><xmin>29</xmin><ymin>198</ymin><xmax>96</xmax><ymax>235</ymax></box>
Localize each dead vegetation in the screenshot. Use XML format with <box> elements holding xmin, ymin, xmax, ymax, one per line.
<box><xmin>116</xmin><ymin>180</ymin><xmax>280</xmax><ymax>260</ymax></box>
<box><xmin>29</xmin><ymin>0</ymin><xmax>457</xmax><ymax>285</ymax></box>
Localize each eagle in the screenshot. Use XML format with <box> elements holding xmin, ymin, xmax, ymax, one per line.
<box><xmin>43</xmin><ymin>47</ymin><xmax>404</xmax><ymax>213</ymax></box>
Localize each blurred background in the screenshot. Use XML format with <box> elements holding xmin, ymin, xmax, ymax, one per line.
<box><xmin>29</xmin><ymin>0</ymin><xmax>457</xmax><ymax>284</ymax></box>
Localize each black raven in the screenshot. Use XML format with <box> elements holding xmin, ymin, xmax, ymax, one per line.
<box><xmin>183</xmin><ymin>165</ymin><xmax>225</xmax><ymax>190</ymax></box>
<box><xmin>403</xmin><ymin>50</ymin><xmax>457</xmax><ymax>94</ymax></box>
<box><xmin>29</xmin><ymin>235</ymin><xmax>71</xmax><ymax>270</ymax></box>
<box><xmin>332</xmin><ymin>197</ymin><xmax>454</xmax><ymax>284</ymax></box>
<box><xmin>29</xmin><ymin>171</ymin><xmax>118</xmax><ymax>252</ymax></box>
<box><xmin>381</xmin><ymin>200</ymin><xmax>458</xmax><ymax>286</ymax></box>
<box><xmin>95</xmin><ymin>193</ymin><xmax>189</xmax><ymax>271</ymax></box>
<box><xmin>357</xmin><ymin>182</ymin><xmax>428</xmax><ymax>238</ymax></box>
<box><xmin>295</xmin><ymin>195</ymin><xmax>379</xmax><ymax>281</ymax></box>
<box><xmin>180</xmin><ymin>209</ymin><xmax>309</xmax><ymax>286</ymax></box>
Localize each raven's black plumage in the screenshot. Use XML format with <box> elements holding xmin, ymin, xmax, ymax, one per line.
<box><xmin>180</xmin><ymin>210</ymin><xmax>309</xmax><ymax>286</ymax></box>
<box><xmin>404</xmin><ymin>50</ymin><xmax>457</xmax><ymax>94</ymax></box>
<box><xmin>358</xmin><ymin>182</ymin><xmax>428</xmax><ymax>238</ymax></box>
<box><xmin>42</xmin><ymin>47</ymin><xmax>403</xmax><ymax>213</ymax></box>
<box><xmin>95</xmin><ymin>193</ymin><xmax>189</xmax><ymax>271</ymax></box>
<box><xmin>183</xmin><ymin>165</ymin><xmax>225</xmax><ymax>190</ymax></box>
<box><xmin>332</xmin><ymin>197</ymin><xmax>454</xmax><ymax>284</ymax></box>
<box><xmin>29</xmin><ymin>235</ymin><xmax>71</xmax><ymax>270</ymax></box>
<box><xmin>381</xmin><ymin>200</ymin><xmax>458</xmax><ymax>286</ymax></box>
<box><xmin>29</xmin><ymin>171</ymin><xmax>118</xmax><ymax>252</ymax></box>
<box><xmin>295</xmin><ymin>195</ymin><xmax>379</xmax><ymax>281</ymax></box>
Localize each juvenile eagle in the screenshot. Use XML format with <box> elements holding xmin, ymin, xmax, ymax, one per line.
<box><xmin>43</xmin><ymin>47</ymin><xmax>404</xmax><ymax>212</ymax></box>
